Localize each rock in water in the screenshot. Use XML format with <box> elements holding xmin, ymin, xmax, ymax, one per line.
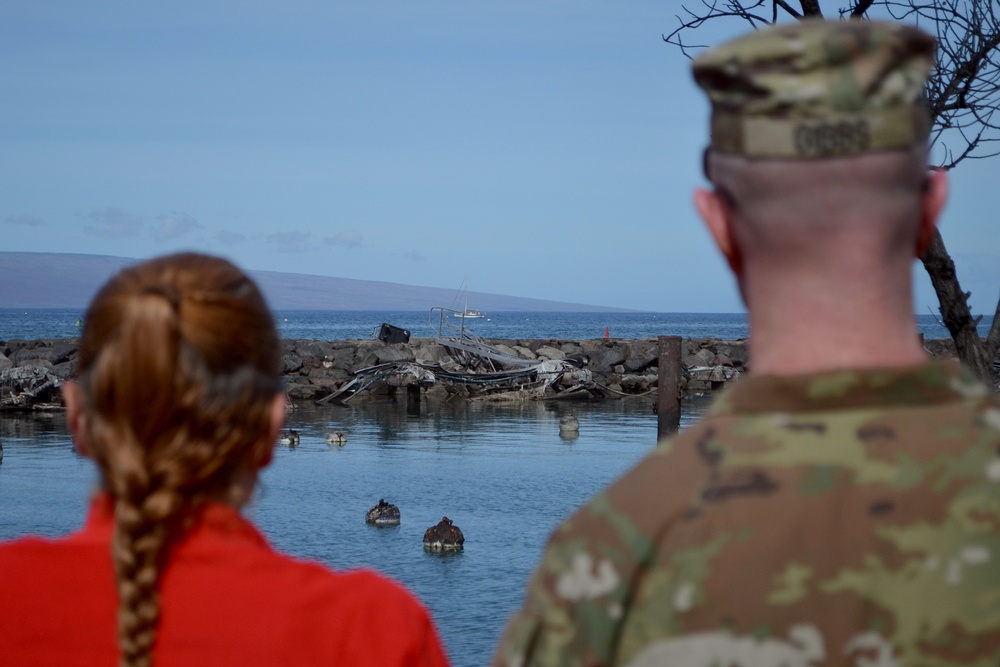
<box><xmin>559</xmin><ymin>415</ymin><xmax>580</xmax><ymax>434</ymax></box>
<box><xmin>366</xmin><ymin>498</ymin><xmax>401</xmax><ymax>525</ymax></box>
<box><xmin>423</xmin><ymin>516</ymin><xmax>464</xmax><ymax>551</ymax></box>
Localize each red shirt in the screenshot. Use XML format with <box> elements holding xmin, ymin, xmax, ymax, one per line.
<box><xmin>0</xmin><ymin>495</ymin><xmax>451</xmax><ymax>667</ymax></box>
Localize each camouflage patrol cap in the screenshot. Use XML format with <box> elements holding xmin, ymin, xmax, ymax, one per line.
<box><xmin>692</xmin><ymin>20</ymin><xmax>935</xmax><ymax>159</ymax></box>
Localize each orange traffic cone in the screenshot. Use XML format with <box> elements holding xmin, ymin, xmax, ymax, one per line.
<box><xmin>604</xmin><ymin>326</ymin><xmax>610</xmax><ymax>339</ymax></box>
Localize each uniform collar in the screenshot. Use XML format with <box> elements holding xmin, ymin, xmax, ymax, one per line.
<box><xmin>707</xmin><ymin>359</ymin><xmax>986</xmax><ymax>415</ymax></box>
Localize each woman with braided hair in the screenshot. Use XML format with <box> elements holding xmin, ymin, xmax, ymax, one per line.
<box><xmin>0</xmin><ymin>253</ymin><xmax>450</xmax><ymax>667</ymax></box>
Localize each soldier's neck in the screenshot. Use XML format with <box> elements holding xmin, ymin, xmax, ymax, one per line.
<box><xmin>744</xmin><ymin>273</ymin><xmax>929</xmax><ymax>377</ymax></box>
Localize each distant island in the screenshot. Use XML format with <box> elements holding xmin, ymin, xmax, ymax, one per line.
<box><xmin>0</xmin><ymin>252</ymin><xmax>631</xmax><ymax>312</ymax></box>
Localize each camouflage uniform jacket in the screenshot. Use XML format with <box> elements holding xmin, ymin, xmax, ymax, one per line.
<box><xmin>493</xmin><ymin>360</ymin><xmax>1000</xmax><ymax>667</ymax></box>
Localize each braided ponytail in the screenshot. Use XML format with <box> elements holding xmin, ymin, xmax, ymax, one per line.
<box><xmin>75</xmin><ymin>253</ymin><xmax>282</xmax><ymax>667</ymax></box>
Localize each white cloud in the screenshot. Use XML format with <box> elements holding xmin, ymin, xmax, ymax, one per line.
<box><xmin>152</xmin><ymin>212</ymin><xmax>202</xmax><ymax>242</ymax></box>
<box><xmin>216</xmin><ymin>230</ymin><xmax>247</xmax><ymax>246</ymax></box>
<box><xmin>267</xmin><ymin>231</ymin><xmax>312</xmax><ymax>253</ymax></box>
<box><xmin>325</xmin><ymin>230</ymin><xmax>364</xmax><ymax>249</ymax></box>
<box><xmin>5</xmin><ymin>214</ymin><xmax>45</xmax><ymax>227</ymax></box>
<box><xmin>85</xmin><ymin>207</ymin><xmax>143</xmax><ymax>238</ymax></box>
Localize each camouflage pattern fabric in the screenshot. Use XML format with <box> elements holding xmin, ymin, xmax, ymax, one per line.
<box><xmin>692</xmin><ymin>20</ymin><xmax>935</xmax><ymax>158</ymax></box>
<box><xmin>493</xmin><ymin>360</ymin><xmax>1000</xmax><ymax>666</ymax></box>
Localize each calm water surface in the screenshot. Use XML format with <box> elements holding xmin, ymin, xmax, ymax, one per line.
<box><xmin>0</xmin><ymin>308</ymin><xmax>977</xmax><ymax>342</ymax></box>
<box><xmin>0</xmin><ymin>308</ymin><xmax>975</xmax><ymax>665</ymax></box>
<box><xmin>0</xmin><ymin>396</ymin><xmax>709</xmax><ymax>667</ymax></box>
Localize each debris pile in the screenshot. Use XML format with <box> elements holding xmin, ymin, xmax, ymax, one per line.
<box><xmin>0</xmin><ymin>340</ymin><xmax>76</xmax><ymax>411</ymax></box>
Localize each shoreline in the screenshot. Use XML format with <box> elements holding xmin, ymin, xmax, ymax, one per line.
<box><xmin>1</xmin><ymin>336</ymin><xmax>959</xmax><ymax>411</ymax></box>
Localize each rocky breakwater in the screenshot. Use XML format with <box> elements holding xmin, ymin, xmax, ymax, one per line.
<box><xmin>0</xmin><ymin>339</ymin><xmax>79</xmax><ymax>410</ymax></box>
<box><xmin>2</xmin><ymin>336</ymin><xmax>963</xmax><ymax>410</ymax></box>
<box><xmin>280</xmin><ymin>336</ymin><xmax>751</xmax><ymax>404</ymax></box>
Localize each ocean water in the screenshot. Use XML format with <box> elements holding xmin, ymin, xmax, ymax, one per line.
<box><xmin>0</xmin><ymin>308</ymin><xmax>983</xmax><ymax>342</ymax></box>
<box><xmin>0</xmin><ymin>308</ymin><xmax>985</xmax><ymax>666</ymax></box>
<box><xmin>0</xmin><ymin>396</ymin><xmax>709</xmax><ymax>667</ymax></box>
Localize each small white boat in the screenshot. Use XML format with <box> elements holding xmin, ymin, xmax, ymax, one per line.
<box><xmin>453</xmin><ymin>308</ymin><xmax>486</xmax><ymax>319</ymax></box>
<box><xmin>451</xmin><ymin>275</ymin><xmax>486</xmax><ymax>320</ymax></box>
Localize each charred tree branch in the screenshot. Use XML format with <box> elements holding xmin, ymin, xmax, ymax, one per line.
<box><xmin>775</xmin><ymin>0</ymin><xmax>804</xmax><ymax>18</ymax></box>
<box><xmin>987</xmin><ymin>293</ymin><xmax>1000</xmax><ymax>362</ymax></box>
<box><xmin>799</xmin><ymin>0</ymin><xmax>824</xmax><ymax>15</ymax></box>
<box><xmin>851</xmin><ymin>0</ymin><xmax>877</xmax><ymax>17</ymax></box>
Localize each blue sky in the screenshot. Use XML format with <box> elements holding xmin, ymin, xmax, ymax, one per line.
<box><xmin>2</xmin><ymin>1</ymin><xmax>997</xmax><ymax>314</ymax></box>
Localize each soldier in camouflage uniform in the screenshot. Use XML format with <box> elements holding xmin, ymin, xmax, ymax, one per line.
<box><xmin>493</xmin><ymin>20</ymin><xmax>1000</xmax><ymax>667</ymax></box>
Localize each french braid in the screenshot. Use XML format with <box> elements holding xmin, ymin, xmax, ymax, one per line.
<box><xmin>75</xmin><ymin>253</ymin><xmax>282</xmax><ymax>667</ymax></box>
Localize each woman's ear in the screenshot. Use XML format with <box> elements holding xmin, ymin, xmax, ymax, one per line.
<box><xmin>257</xmin><ymin>393</ymin><xmax>287</xmax><ymax>469</ymax></box>
<box><xmin>61</xmin><ymin>381</ymin><xmax>89</xmax><ymax>457</ymax></box>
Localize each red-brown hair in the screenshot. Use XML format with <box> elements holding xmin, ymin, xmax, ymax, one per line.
<box><xmin>74</xmin><ymin>252</ymin><xmax>282</xmax><ymax>667</ymax></box>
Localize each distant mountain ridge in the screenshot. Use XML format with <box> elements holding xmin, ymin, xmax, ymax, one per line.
<box><xmin>0</xmin><ymin>252</ymin><xmax>628</xmax><ymax>312</ymax></box>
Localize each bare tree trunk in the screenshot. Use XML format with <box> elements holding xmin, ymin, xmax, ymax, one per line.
<box><xmin>799</xmin><ymin>0</ymin><xmax>824</xmax><ymax>16</ymax></box>
<box><xmin>987</xmin><ymin>292</ymin><xmax>1000</xmax><ymax>361</ymax></box>
<box><xmin>921</xmin><ymin>229</ymin><xmax>998</xmax><ymax>387</ymax></box>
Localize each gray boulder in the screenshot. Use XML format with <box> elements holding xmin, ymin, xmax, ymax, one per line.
<box><xmin>323</xmin><ymin>346</ymin><xmax>357</xmax><ymax>371</ymax></box>
<box><xmin>713</xmin><ymin>353</ymin><xmax>734</xmax><ymax>367</ymax></box>
<box><xmin>692</xmin><ymin>348</ymin><xmax>716</xmax><ymax>366</ymax></box>
<box><xmin>624</xmin><ymin>341</ymin><xmax>658</xmax><ymax>372</ymax></box>
<box><xmin>282</xmin><ymin>351</ymin><xmax>303</xmax><ymax>374</ymax></box>
<box><xmin>415</xmin><ymin>344</ymin><xmax>452</xmax><ymax>363</ymax></box>
<box><xmin>536</xmin><ymin>346</ymin><xmax>566</xmax><ymax>361</ymax></box>
<box><xmin>717</xmin><ymin>344</ymin><xmax>749</xmax><ymax>367</ymax></box>
<box><xmin>294</xmin><ymin>341</ymin><xmax>337</xmax><ymax>364</ymax></box>
<box><xmin>559</xmin><ymin>342</ymin><xmax>584</xmax><ymax>356</ymax></box>
<box><xmin>512</xmin><ymin>346</ymin><xmax>536</xmax><ymax>360</ymax></box>
<box><xmin>374</xmin><ymin>344</ymin><xmax>416</xmax><ymax>364</ymax></box>
<box><xmin>9</xmin><ymin>341</ymin><xmax>76</xmax><ymax>366</ymax></box>
<box><xmin>589</xmin><ymin>344</ymin><xmax>628</xmax><ymax>372</ymax></box>
<box><xmin>52</xmin><ymin>361</ymin><xmax>76</xmax><ymax>380</ymax></box>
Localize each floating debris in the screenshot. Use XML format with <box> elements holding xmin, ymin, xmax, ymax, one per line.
<box><xmin>423</xmin><ymin>516</ymin><xmax>464</xmax><ymax>551</ymax></box>
<box><xmin>373</xmin><ymin>322</ymin><xmax>411</xmax><ymax>344</ymax></box>
<box><xmin>317</xmin><ymin>335</ymin><xmax>590</xmax><ymax>405</ymax></box>
<box><xmin>366</xmin><ymin>498</ymin><xmax>401</xmax><ymax>525</ymax></box>
<box><xmin>0</xmin><ymin>366</ymin><xmax>63</xmax><ymax>412</ymax></box>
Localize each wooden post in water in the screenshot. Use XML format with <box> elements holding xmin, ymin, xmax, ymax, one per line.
<box><xmin>406</xmin><ymin>384</ymin><xmax>421</xmax><ymax>416</ymax></box>
<box><xmin>657</xmin><ymin>336</ymin><xmax>682</xmax><ymax>441</ymax></box>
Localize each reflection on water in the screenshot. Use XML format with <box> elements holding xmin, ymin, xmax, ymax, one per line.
<box><xmin>0</xmin><ymin>410</ymin><xmax>95</xmax><ymax>540</ymax></box>
<box><xmin>0</xmin><ymin>396</ymin><xmax>709</xmax><ymax>667</ymax></box>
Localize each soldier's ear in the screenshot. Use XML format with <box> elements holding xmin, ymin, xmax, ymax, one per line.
<box><xmin>917</xmin><ymin>168</ymin><xmax>948</xmax><ymax>256</ymax></box>
<box><xmin>694</xmin><ymin>187</ymin><xmax>743</xmax><ymax>276</ymax></box>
